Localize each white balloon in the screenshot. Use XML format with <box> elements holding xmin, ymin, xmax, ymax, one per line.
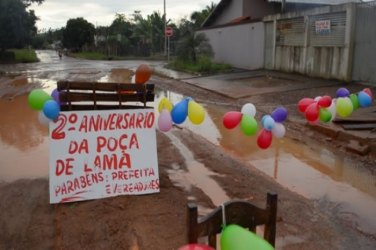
<box><xmin>327</xmin><ymin>98</ymin><xmax>337</xmax><ymax>121</ymax></box>
<box><xmin>314</xmin><ymin>96</ymin><xmax>322</xmax><ymax>102</ymax></box>
<box><xmin>38</xmin><ymin>111</ymin><xmax>50</xmax><ymax>126</ymax></box>
<box><xmin>241</xmin><ymin>103</ymin><xmax>256</xmax><ymax>117</ymax></box>
<box><xmin>272</xmin><ymin>122</ymin><xmax>286</xmax><ymax>138</ymax></box>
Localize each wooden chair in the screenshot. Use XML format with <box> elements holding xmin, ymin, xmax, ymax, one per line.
<box><xmin>187</xmin><ymin>192</ymin><xmax>278</xmax><ymax>249</ymax></box>
<box><xmin>57</xmin><ymin>80</ymin><xmax>154</xmax><ymax>111</ymax></box>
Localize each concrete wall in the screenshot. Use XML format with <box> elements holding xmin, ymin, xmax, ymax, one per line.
<box><xmin>352</xmin><ymin>1</ymin><xmax>376</xmax><ymax>83</ymax></box>
<box><xmin>198</xmin><ymin>22</ymin><xmax>265</xmax><ymax>70</ymax></box>
<box><xmin>264</xmin><ymin>3</ymin><xmax>356</xmax><ymax>81</ymax></box>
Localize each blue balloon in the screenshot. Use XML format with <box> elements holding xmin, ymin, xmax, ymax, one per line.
<box><xmin>171</xmin><ymin>99</ymin><xmax>188</xmax><ymax>124</ymax></box>
<box><xmin>43</xmin><ymin>100</ymin><xmax>60</xmax><ymax>120</ymax></box>
<box><xmin>263</xmin><ymin>116</ymin><xmax>275</xmax><ymax>131</ymax></box>
<box><xmin>271</xmin><ymin>107</ymin><xmax>288</xmax><ymax>123</ymax></box>
<box><xmin>358</xmin><ymin>91</ymin><xmax>372</xmax><ymax>107</ymax></box>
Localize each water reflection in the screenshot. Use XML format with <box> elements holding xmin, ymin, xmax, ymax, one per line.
<box><xmin>155</xmin><ymin>90</ymin><xmax>376</xmax><ymax>234</ymax></box>
<box><xmin>0</xmin><ymin>95</ymin><xmax>49</xmax><ymax>181</ymax></box>
<box><xmin>0</xmin><ymin>95</ymin><xmax>48</xmax><ymax>151</ymax></box>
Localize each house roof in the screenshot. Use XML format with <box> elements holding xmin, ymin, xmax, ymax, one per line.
<box><xmin>202</xmin><ymin>0</ymin><xmax>332</xmax><ymax>28</ymax></box>
<box><xmin>202</xmin><ymin>0</ymin><xmax>232</xmax><ymax>28</ymax></box>
<box><xmin>268</xmin><ymin>0</ymin><xmax>361</xmax><ymax>4</ymax></box>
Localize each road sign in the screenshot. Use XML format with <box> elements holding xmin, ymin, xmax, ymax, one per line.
<box><xmin>165</xmin><ymin>26</ymin><xmax>173</xmax><ymax>37</ymax></box>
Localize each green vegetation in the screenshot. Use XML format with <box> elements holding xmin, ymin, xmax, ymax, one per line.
<box><xmin>0</xmin><ymin>0</ymin><xmax>43</xmax><ymax>51</ymax></box>
<box><xmin>0</xmin><ymin>49</ymin><xmax>38</xmax><ymax>63</ymax></box>
<box><xmin>12</xmin><ymin>49</ymin><xmax>39</xmax><ymax>63</ymax></box>
<box><xmin>168</xmin><ymin>57</ymin><xmax>231</xmax><ymax>75</ymax></box>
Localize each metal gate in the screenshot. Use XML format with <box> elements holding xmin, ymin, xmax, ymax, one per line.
<box><xmin>264</xmin><ymin>21</ymin><xmax>274</xmax><ymax>69</ymax></box>
<box><xmin>352</xmin><ymin>1</ymin><xmax>376</xmax><ymax>83</ymax></box>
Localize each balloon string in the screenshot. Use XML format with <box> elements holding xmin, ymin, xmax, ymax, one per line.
<box><xmin>221</xmin><ymin>204</ymin><xmax>226</xmax><ymax>227</ymax></box>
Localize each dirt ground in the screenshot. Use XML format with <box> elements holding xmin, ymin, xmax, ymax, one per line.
<box><xmin>0</xmin><ymin>73</ymin><xmax>375</xmax><ymax>250</ymax></box>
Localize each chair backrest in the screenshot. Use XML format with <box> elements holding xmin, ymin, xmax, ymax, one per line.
<box><xmin>187</xmin><ymin>192</ymin><xmax>278</xmax><ymax>249</ymax></box>
<box><xmin>57</xmin><ymin>80</ymin><xmax>155</xmax><ymax>111</ymax></box>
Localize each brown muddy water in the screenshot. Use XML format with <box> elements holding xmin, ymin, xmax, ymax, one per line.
<box><xmin>0</xmin><ymin>50</ymin><xmax>375</xmax><ymax>236</ymax></box>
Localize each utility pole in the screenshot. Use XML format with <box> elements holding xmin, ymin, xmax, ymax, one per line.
<box><xmin>163</xmin><ymin>0</ymin><xmax>167</xmax><ymax>56</ymax></box>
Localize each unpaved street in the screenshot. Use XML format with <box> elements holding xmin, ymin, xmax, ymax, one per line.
<box><xmin>0</xmin><ymin>50</ymin><xmax>375</xmax><ymax>249</ymax></box>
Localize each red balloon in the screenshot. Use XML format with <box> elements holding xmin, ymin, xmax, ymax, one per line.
<box><xmin>223</xmin><ymin>111</ymin><xmax>242</xmax><ymax>129</ymax></box>
<box><xmin>298</xmin><ymin>98</ymin><xmax>315</xmax><ymax>113</ymax></box>
<box><xmin>318</xmin><ymin>95</ymin><xmax>332</xmax><ymax>108</ymax></box>
<box><xmin>178</xmin><ymin>244</ymin><xmax>215</xmax><ymax>250</ymax></box>
<box><xmin>363</xmin><ymin>88</ymin><xmax>373</xmax><ymax>99</ymax></box>
<box><xmin>257</xmin><ymin>129</ymin><xmax>272</xmax><ymax>149</ymax></box>
<box><xmin>305</xmin><ymin>102</ymin><xmax>319</xmax><ymax>122</ymax></box>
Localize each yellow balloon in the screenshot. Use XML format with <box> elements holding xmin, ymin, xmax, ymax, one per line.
<box><xmin>188</xmin><ymin>100</ymin><xmax>205</xmax><ymax>125</ymax></box>
<box><xmin>158</xmin><ymin>97</ymin><xmax>173</xmax><ymax>113</ymax></box>
<box><xmin>336</xmin><ymin>97</ymin><xmax>353</xmax><ymax>118</ymax></box>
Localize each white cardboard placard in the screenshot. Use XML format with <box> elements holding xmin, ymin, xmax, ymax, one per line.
<box><xmin>49</xmin><ymin>109</ymin><xmax>159</xmax><ymax>203</ymax></box>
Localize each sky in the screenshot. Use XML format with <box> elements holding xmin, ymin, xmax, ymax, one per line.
<box><xmin>30</xmin><ymin>0</ymin><xmax>221</xmax><ymax>31</ymax></box>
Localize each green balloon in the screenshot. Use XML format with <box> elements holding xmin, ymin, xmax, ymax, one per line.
<box><xmin>28</xmin><ymin>89</ymin><xmax>52</xmax><ymax>110</ymax></box>
<box><xmin>221</xmin><ymin>224</ymin><xmax>274</xmax><ymax>250</ymax></box>
<box><xmin>336</xmin><ymin>97</ymin><xmax>353</xmax><ymax>118</ymax></box>
<box><xmin>349</xmin><ymin>93</ymin><xmax>359</xmax><ymax>110</ymax></box>
<box><xmin>240</xmin><ymin>114</ymin><xmax>258</xmax><ymax>136</ymax></box>
<box><xmin>319</xmin><ymin>108</ymin><xmax>332</xmax><ymax>123</ymax></box>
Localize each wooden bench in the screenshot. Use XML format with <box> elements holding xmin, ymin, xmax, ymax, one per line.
<box><xmin>187</xmin><ymin>192</ymin><xmax>278</xmax><ymax>248</ymax></box>
<box><xmin>57</xmin><ymin>80</ymin><xmax>155</xmax><ymax>111</ymax></box>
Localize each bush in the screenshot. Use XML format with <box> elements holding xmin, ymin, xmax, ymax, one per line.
<box><xmin>0</xmin><ymin>49</ymin><xmax>38</xmax><ymax>63</ymax></box>
<box><xmin>168</xmin><ymin>56</ymin><xmax>231</xmax><ymax>74</ymax></box>
<box><xmin>0</xmin><ymin>51</ymin><xmax>15</xmax><ymax>62</ymax></box>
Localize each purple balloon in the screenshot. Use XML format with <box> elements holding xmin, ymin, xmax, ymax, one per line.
<box><xmin>336</xmin><ymin>87</ymin><xmax>350</xmax><ymax>98</ymax></box>
<box><xmin>51</xmin><ymin>88</ymin><xmax>60</xmax><ymax>103</ymax></box>
<box><xmin>271</xmin><ymin>107</ymin><xmax>288</xmax><ymax>123</ymax></box>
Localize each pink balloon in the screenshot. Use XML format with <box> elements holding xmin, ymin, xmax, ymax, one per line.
<box><xmin>223</xmin><ymin>111</ymin><xmax>242</xmax><ymax>129</ymax></box>
<box><xmin>178</xmin><ymin>244</ymin><xmax>215</xmax><ymax>250</ymax></box>
<box><xmin>158</xmin><ymin>109</ymin><xmax>173</xmax><ymax>132</ymax></box>
<box><xmin>363</xmin><ymin>88</ymin><xmax>373</xmax><ymax>99</ymax></box>
<box><xmin>305</xmin><ymin>102</ymin><xmax>319</xmax><ymax>122</ymax></box>
<box><xmin>298</xmin><ymin>98</ymin><xmax>315</xmax><ymax>113</ymax></box>
<box><xmin>257</xmin><ymin>129</ymin><xmax>272</xmax><ymax>149</ymax></box>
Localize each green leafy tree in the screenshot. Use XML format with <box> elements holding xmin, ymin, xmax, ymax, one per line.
<box><xmin>131</xmin><ymin>11</ymin><xmax>166</xmax><ymax>56</ymax></box>
<box><xmin>190</xmin><ymin>2</ymin><xmax>216</xmax><ymax>28</ymax></box>
<box><xmin>108</xmin><ymin>13</ymin><xmax>134</xmax><ymax>56</ymax></box>
<box><xmin>176</xmin><ymin>32</ymin><xmax>213</xmax><ymax>63</ymax></box>
<box><xmin>62</xmin><ymin>18</ymin><xmax>95</xmax><ymax>51</ymax></box>
<box><xmin>175</xmin><ymin>3</ymin><xmax>216</xmax><ymax>63</ymax></box>
<box><xmin>0</xmin><ymin>0</ymin><xmax>43</xmax><ymax>51</ymax></box>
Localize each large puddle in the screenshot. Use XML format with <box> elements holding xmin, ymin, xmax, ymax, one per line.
<box><xmin>0</xmin><ymin>51</ymin><xmax>375</xmax><ymax>236</ymax></box>
<box><xmin>154</xmin><ymin>91</ymin><xmax>376</xmax><ymax>235</ymax></box>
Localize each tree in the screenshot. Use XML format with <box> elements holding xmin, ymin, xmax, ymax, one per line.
<box><xmin>131</xmin><ymin>11</ymin><xmax>166</xmax><ymax>56</ymax></box>
<box><xmin>176</xmin><ymin>33</ymin><xmax>213</xmax><ymax>63</ymax></box>
<box><xmin>0</xmin><ymin>0</ymin><xmax>43</xmax><ymax>51</ymax></box>
<box><xmin>175</xmin><ymin>3</ymin><xmax>216</xmax><ymax>63</ymax></box>
<box><xmin>63</xmin><ymin>18</ymin><xmax>95</xmax><ymax>51</ymax></box>
<box><xmin>108</xmin><ymin>13</ymin><xmax>134</xmax><ymax>56</ymax></box>
<box><xmin>190</xmin><ymin>2</ymin><xmax>216</xmax><ymax>28</ymax></box>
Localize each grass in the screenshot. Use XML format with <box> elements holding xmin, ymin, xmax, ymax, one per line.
<box><xmin>70</xmin><ymin>51</ymin><xmax>166</xmax><ymax>61</ymax></box>
<box><xmin>0</xmin><ymin>49</ymin><xmax>39</xmax><ymax>63</ymax></box>
<box><xmin>10</xmin><ymin>49</ymin><xmax>39</xmax><ymax>63</ymax></box>
<box><xmin>168</xmin><ymin>57</ymin><xmax>232</xmax><ymax>75</ymax></box>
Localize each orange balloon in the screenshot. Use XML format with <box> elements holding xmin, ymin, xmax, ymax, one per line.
<box><xmin>135</xmin><ymin>64</ymin><xmax>152</xmax><ymax>84</ymax></box>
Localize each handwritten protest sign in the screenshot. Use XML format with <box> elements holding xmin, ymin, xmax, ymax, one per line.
<box><xmin>49</xmin><ymin>109</ymin><xmax>159</xmax><ymax>204</ymax></box>
<box><xmin>315</xmin><ymin>20</ymin><xmax>331</xmax><ymax>35</ymax></box>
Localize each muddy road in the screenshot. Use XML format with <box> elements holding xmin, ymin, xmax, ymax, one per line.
<box><xmin>0</xmin><ymin>50</ymin><xmax>375</xmax><ymax>249</ymax></box>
